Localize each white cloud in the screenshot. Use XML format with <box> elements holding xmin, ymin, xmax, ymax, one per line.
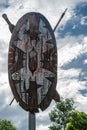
<box><xmin>38</xmin><ymin>124</ymin><xmax>49</xmax><ymax>130</ymax></box>
<box><xmin>57</xmin><ymin>34</ymin><xmax>87</xmax><ymax>116</ymax></box>
<box><xmin>84</xmin><ymin>59</ymin><xmax>87</xmax><ymax>64</ymax></box>
<box><xmin>81</xmin><ymin>16</ymin><xmax>87</xmax><ymax>25</ymax></box>
<box><xmin>58</xmin><ymin>36</ymin><xmax>84</xmax><ymax>67</ymax></box>
<box><xmin>0</xmin><ymin>0</ymin><xmax>8</xmax><ymax>6</ymax></box>
<box><xmin>0</xmin><ymin>0</ymin><xmax>87</xmax><ymax>130</ymax></box>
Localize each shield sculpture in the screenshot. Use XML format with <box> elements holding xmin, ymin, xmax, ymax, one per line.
<box><xmin>8</xmin><ymin>12</ymin><xmax>60</xmax><ymax>113</ymax></box>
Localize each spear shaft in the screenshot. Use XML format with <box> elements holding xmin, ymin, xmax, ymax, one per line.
<box><xmin>9</xmin><ymin>97</ymin><xmax>15</xmax><ymax>105</ymax></box>
<box><xmin>2</xmin><ymin>13</ymin><xmax>15</xmax><ymax>33</ymax></box>
<box><xmin>53</xmin><ymin>8</ymin><xmax>68</xmax><ymax>32</ymax></box>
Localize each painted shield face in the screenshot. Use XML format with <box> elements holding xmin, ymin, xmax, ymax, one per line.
<box><xmin>8</xmin><ymin>12</ymin><xmax>59</xmax><ymax>113</ymax></box>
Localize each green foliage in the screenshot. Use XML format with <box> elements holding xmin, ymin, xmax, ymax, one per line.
<box><xmin>49</xmin><ymin>124</ymin><xmax>62</xmax><ymax>130</ymax></box>
<box><xmin>49</xmin><ymin>98</ymin><xmax>74</xmax><ymax>130</ymax></box>
<box><xmin>0</xmin><ymin>119</ymin><xmax>17</xmax><ymax>130</ymax></box>
<box><xmin>65</xmin><ymin>123</ymin><xmax>76</xmax><ymax>130</ymax></box>
<box><xmin>49</xmin><ymin>98</ymin><xmax>87</xmax><ymax>130</ymax></box>
<box><xmin>66</xmin><ymin>110</ymin><xmax>87</xmax><ymax>130</ymax></box>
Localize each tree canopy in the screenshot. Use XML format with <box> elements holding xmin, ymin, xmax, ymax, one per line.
<box><xmin>49</xmin><ymin>98</ymin><xmax>87</xmax><ymax>130</ymax></box>
<box><xmin>0</xmin><ymin>119</ymin><xmax>17</xmax><ymax>130</ymax></box>
<box><xmin>66</xmin><ymin>110</ymin><xmax>87</xmax><ymax>130</ymax></box>
<box><xmin>49</xmin><ymin>98</ymin><xmax>74</xmax><ymax>130</ymax></box>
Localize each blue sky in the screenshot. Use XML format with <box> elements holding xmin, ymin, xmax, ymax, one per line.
<box><xmin>0</xmin><ymin>0</ymin><xmax>87</xmax><ymax>130</ymax></box>
<box><xmin>58</xmin><ymin>2</ymin><xmax>87</xmax><ymax>97</ymax></box>
<box><xmin>58</xmin><ymin>2</ymin><xmax>87</xmax><ymax>37</ymax></box>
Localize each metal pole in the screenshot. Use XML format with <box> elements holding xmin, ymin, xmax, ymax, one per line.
<box><xmin>29</xmin><ymin>112</ymin><xmax>36</xmax><ymax>130</ymax></box>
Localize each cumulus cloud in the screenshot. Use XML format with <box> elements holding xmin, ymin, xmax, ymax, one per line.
<box><xmin>81</xmin><ymin>16</ymin><xmax>87</xmax><ymax>25</ymax></box>
<box><xmin>0</xmin><ymin>40</ymin><xmax>8</xmax><ymax>73</ymax></box>
<box><xmin>0</xmin><ymin>0</ymin><xmax>9</xmax><ymax>9</ymax></box>
<box><xmin>0</xmin><ymin>0</ymin><xmax>87</xmax><ymax>130</ymax></box>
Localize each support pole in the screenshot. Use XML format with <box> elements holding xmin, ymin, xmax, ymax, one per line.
<box><xmin>29</xmin><ymin>112</ymin><xmax>36</xmax><ymax>130</ymax></box>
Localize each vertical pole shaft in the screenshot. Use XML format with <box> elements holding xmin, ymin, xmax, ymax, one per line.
<box><xmin>29</xmin><ymin>112</ymin><xmax>36</xmax><ymax>130</ymax></box>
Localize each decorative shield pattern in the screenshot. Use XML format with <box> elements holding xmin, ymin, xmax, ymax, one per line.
<box><xmin>8</xmin><ymin>12</ymin><xmax>59</xmax><ymax>113</ymax></box>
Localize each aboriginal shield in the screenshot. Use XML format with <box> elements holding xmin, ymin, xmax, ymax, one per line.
<box><xmin>8</xmin><ymin>12</ymin><xmax>60</xmax><ymax>113</ymax></box>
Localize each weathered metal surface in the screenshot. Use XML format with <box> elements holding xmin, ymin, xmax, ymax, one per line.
<box><xmin>29</xmin><ymin>113</ymin><xmax>36</xmax><ymax>130</ymax></box>
<box><xmin>8</xmin><ymin>12</ymin><xmax>60</xmax><ymax>113</ymax></box>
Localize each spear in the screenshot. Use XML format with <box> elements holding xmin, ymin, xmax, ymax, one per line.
<box><xmin>2</xmin><ymin>13</ymin><xmax>15</xmax><ymax>33</ymax></box>
<box><xmin>9</xmin><ymin>97</ymin><xmax>15</xmax><ymax>105</ymax></box>
<box><xmin>53</xmin><ymin>8</ymin><xmax>68</xmax><ymax>32</ymax></box>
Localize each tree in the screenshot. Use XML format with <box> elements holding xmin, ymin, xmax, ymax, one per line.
<box><xmin>49</xmin><ymin>98</ymin><xmax>74</xmax><ymax>130</ymax></box>
<box><xmin>66</xmin><ymin>110</ymin><xmax>87</xmax><ymax>130</ymax></box>
<box><xmin>0</xmin><ymin>119</ymin><xmax>17</xmax><ymax>130</ymax></box>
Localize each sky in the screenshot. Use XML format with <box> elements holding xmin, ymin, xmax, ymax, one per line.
<box><xmin>0</xmin><ymin>0</ymin><xmax>87</xmax><ymax>130</ymax></box>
